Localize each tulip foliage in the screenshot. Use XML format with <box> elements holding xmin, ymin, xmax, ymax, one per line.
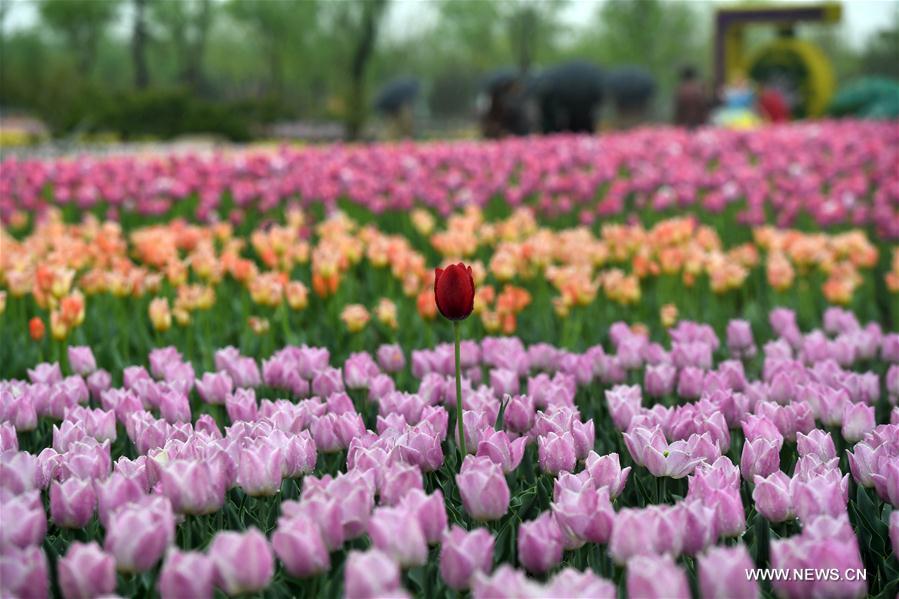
<box><xmin>1</xmin><ymin>122</ymin><xmax>899</xmax><ymax>599</ymax></box>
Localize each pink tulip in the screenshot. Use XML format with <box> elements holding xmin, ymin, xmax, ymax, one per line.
<box><xmin>272</xmin><ymin>514</ymin><xmax>330</xmax><ymax>578</ymax></box>
<box><xmin>471</xmin><ymin>565</ymin><xmax>539</xmax><ymax>598</ymax></box>
<box><xmin>582</xmin><ymin>451</ymin><xmax>629</xmax><ymax>497</ymax></box>
<box><xmin>57</xmin><ymin>542</ymin><xmax>116</xmax><ymax>599</ymax></box>
<box><xmin>86</xmin><ymin>369</ymin><xmax>111</xmax><ymax>400</ymax></box>
<box><xmin>677</xmin><ymin>366</ymin><xmax>705</xmax><ymax>399</ymax></box>
<box><xmin>503</xmin><ymin>394</ymin><xmax>535</xmax><ymax>434</ymax></box>
<box><xmin>159</xmin><ymin>548</ymin><xmax>215</xmax><ymax>599</ymax></box>
<box><xmin>476</xmin><ymin>428</ymin><xmax>526</xmax><ymax>473</ymax></box>
<box><xmin>771</xmin><ymin>527</ymin><xmax>866</xmax><ymax>599</ymax></box>
<box><xmin>796</xmin><ymin>429</ymin><xmax>836</xmax><ymax>460</ymax></box>
<box><xmin>517</xmin><ymin>511</ymin><xmax>563</xmax><ymax>574</ymax></box>
<box><xmin>699</xmin><ymin>545</ymin><xmax>759</xmax><ymax>599</ymax></box>
<box><xmin>225</xmin><ymin>388</ymin><xmax>258</xmax><ymax>422</ymax></box>
<box><xmin>67</xmin><ymin>346</ymin><xmax>97</xmax><ymax>375</ymax></box>
<box><xmin>377</xmin><ymin>344</ymin><xmax>406</xmax><ymax>373</ymax></box>
<box><xmin>378</xmin><ymin>462</ymin><xmax>423</xmax><ymax>506</ymax></box>
<box><xmin>344</xmin><ymin>352</ymin><xmax>379</xmax><ymax>389</ymax></box>
<box><xmin>846</xmin><ymin>440</ymin><xmax>881</xmax><ymax>488</ymax></box>
<box><xmin>105</xmin><ymin>495</ymin><xmax>173</xmax><ymax>572</ymax></box>
<box><xmin>0</xmin><ymin>421</ymin><xmax>17</xmax><ymax>451</ymax></box>
<box><xmin>237</xmin><ymin>440</ymin><xmax>283</xmax><ymax>496</ymax></box>
<box><xmin>546</xmin><ymin>568</ymin><xmax>616</xmax><ymax>597</ymax></box>
<box><xmin>537</xmin><ymin>430</ymin><xmax>577</xmax><ymax>474</ymax></box>
<box><xmin>283</xmin><ymin>496</ymin><xmax>346</xmax><ymax>551</ymax></box>
<box><xmin>157</xmin><ymin>386</ymin><xmax>191</xmax><ymax>423</ymax></box>
<box><xmin>551</xmin><ymin>480</ymin><xmax>615</xmax><ymax>547</ymax></box>
<box><xmin>792</xmin><ymin>473</ymin><xmax>849</xmax><ymax>522</ymax></box>
<box><xmin>399</xmin><ymin>488</ymin><xmax>447</xmax><ymax>545</ymax></box>
<box><xmin>113</xmin><ymin>455</ymin><xmax>149</xmax><ymax>491</ymax></box>
<box><xmin>740</xmin><ymin>413</ymin><xmax>783</xmax><ymax>444</ymax></box>
<box><xmin>570</xmin><ymin>418</ymin><xmax>595</xmax><ymax>460</ymax></box>
<box><xmin>489</xmin><ymin>368</ymin><xmax>520</xmax><ymax>397</ymax></box>
<box><xmin>398</xmin><ymin>423</ymin><xmax>444</xmax><ymax>472</ymax></box>
<box><xmin>50</xmin><ymin>477</ymin><xmax>96</xmax><ymax>528</ymax></box>
<box><xmin>627</xmin><ymin>426</ymin><xmax>703</xmax><ymax>479</ymax></box>
<box><xmin>0</xmin><ymin>545</ymin><xmax>49</xmax><ymax>599</ymax></box>
<box><xmin>0</xmin><ymin>490</ymin><xmax>46</xmax><ymax>548</ymax></box>
<box><xmin>209</xmin><ymin>528</ymin><xmax>274</xmax><ymax>595</ymax></box>
<box><xmin>727</xmin><ymin>319</ymin><xmax>756</xmax><ymax>358</ymax></box>
<box><xmin>627</xmin><ymin>554</ymin><xmax>691</xmax><ymax>599</ymax></box>
<box><xmin>740</xmin><ymin>437</ymin><xmax>782</xmax><ymax>481</ymax></box>
<box><xmin>28</xmin><ymin>362</ymin><xmax>62</xmax><ymax>385</ymax></box>
<box><xmin>195</xmin><ymin>371</ymin><xmax>232</xmax><ymax>405</ymax></box>
<box><xmin>842</xmin><ymin>402</ymin><xmax>875</xmax><ymax>443</ymax></box>
<box><xmin>368</xmin><ymin>505</ymin><xmax>429</xmax><ymax>568</ymax></box>
<box><xmin>312</xmin><ymin>366</ymin><xmax>345</xmax><ymax>398</ymax></box>
<box><xmin>871</xmin><ymin>460</ymin><xmax>899</xmax><ymax>507</ymax></box>
<box><xmin>159</xmin><ymin>459</ymin><xmax>226</xmax><ymax>515</ymax></box>
<box><xmin>753</xmin><ymin>470</ymin><xmax>795</xmax><ymax>522</ymax></box>
<box><xmin>605</xmin><ymin>384</ymin><xmax>642</xmax><ymax>430</ymax></box>
<box><xmin>344</xmin><ymin>549</ymin><xmax>405</xmax><ymax>599</ymax></box>
<box><xmin>645</xmin><ymin>363</ymin><xmax>677</xmax><ymax>397</ymax></box>
<box><xmin>439</xmin><ymin>526</ymin><xmax>495</xmax><ymax>590</ymax></box>
<box><xmin>456</xmin><ymin>455</ymin><xmax>510</xmax><ymax>521</ymax></box>
<box><xmin>0</xmin><ymin>450</ymin><xmax>41</xmax><ymax>494</ymax></box>
<box><xmin>676</xmin><ymin>499</ymin><xmax>718</xmax><ymax>555</ymax></box>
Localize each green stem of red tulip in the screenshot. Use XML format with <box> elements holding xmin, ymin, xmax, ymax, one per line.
<box><xmin>454</xmin><ymin>319</ymin><xmax>466</xmax><ymax>460</ymax></box>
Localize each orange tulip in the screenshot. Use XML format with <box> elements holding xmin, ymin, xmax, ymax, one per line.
<box><xmin>29</xmin><ymin>317</ymin><xmax>45</xmax><ymax>341</ymax></box>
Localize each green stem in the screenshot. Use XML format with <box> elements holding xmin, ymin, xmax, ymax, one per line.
<box><xmin>454</xmin><ymin>320</ymin><xmax>466</xmax><ymax>460</ymax></box>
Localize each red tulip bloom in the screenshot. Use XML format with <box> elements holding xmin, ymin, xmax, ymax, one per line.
<box><xmin>434</xmin><ymin>262</ymin><xmax>475</xmax><ymax>461</ymax></box>
<box><xmin>434</xmin><ymin>264</ymin><xmax>475</xmax><ymax>321</ymax></box>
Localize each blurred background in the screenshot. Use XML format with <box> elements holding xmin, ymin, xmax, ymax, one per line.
<box><xmin>1</xmin><ymin>0</ymin><xmax>897</xmax><ymax>149</ymax></box>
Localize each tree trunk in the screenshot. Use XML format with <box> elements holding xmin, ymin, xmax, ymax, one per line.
<box><xmin>132</xmin><ymin>0</ymin><xmax>150</xmax><ymax>89</ymax></box>
<box><xmin>182</xmin><ymin>0</ymin><xmax>211</xmax><ymax>94</ymax></box>
<box><xmin>344</xmin><ymin>0</ymin><xmax>386</xmax><ymax>141</ymax></box>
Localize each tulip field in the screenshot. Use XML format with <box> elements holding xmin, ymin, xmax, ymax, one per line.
<box><xmin>1</xmin><ymin>120</ymin><xmax>898</xmax><ymax>599</ymax></box>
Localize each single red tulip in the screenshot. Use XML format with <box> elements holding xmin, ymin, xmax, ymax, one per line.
<box><xmin>434</xmin><ymin>263</ymin><xmax>475</xmax><ymax>321</ymax></box>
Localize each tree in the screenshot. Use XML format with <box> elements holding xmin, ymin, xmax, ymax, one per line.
<box><xmin>577</xmin><ymin>0</ymin><xmax>706</xmax><ymax>118</ymax></box>
<box><xmin>38</xmin><ymin>0</ymin><xmax>120</xmax><ymax>74</ymax></box>
<box><xmin>132</xmin><ymin>0</ymin><xmax>151</xmax><ymax>88</ymax></box>
<box><xmin>150</xmin><ymin>0</ymin><xmax>214</xmax><ymax>92</ymax></box>
<box><xmin>321</xmin><ymin>0</ymin><xmax>390</xmax><ymax>140</ymax></box>
<box><xmin>503</xmin><ymin>0</ymin><xmax>567</xmax><ymax>72</ymax></box>
<box><xmin>436</xmin><ymin>0</ymin><xmax>506</xmax><ymax>70</ymax></box>
<box><xmin>858</xmin><ymin>6</ymin><xmax>899</xmax><ymax>79</ymax></box>
<box><xmin>227</xmin><ymin>0</ymin><xmax>318</xmax><ymax>96</ymax></box>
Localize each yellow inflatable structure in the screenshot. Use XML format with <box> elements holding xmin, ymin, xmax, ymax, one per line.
<box><xmin>714</xmin><ymin>3</ymin><xmax>841</xmax><ymax>118</ymax></box>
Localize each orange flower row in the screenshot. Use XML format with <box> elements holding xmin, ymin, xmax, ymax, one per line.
<box><xmin>1</xmin><ymin>208</ymin><xmax>892</xmax><ymax>341</ymax></box>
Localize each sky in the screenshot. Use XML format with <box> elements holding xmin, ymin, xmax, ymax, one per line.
<box><xmin>3</xmin><ymin>0</ymin><xmax>898</xmax><ymax>50</ymax></box>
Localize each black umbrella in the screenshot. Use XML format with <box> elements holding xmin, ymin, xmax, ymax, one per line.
<box><xmin>535</xmin><ymin>60</ymin><xmax>605</xmax><ymax>133</ymax></box>
<box><xmin>606</xmin><ymin>66</ymin><xmax>656</xmax><ymax>108</ymax></box>
<box><xmin>481</xmin><ymin>67</ymin><xmax>518</xmax><ymax>92</ymax></box>
<box><xmin>374</xmin><ymin>77</ymin><xmax>420</xmax><ymax>114</ymax></box>
<box><xmin>537</xmin><ymin>60</ymin><xmax>605</xmax><ymax>105</ymax></box>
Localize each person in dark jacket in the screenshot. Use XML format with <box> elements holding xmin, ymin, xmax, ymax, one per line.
<box><xmin>674</xmin><ymin>66</ymin><xmax>710</xmax><ymax>129</ymax></box>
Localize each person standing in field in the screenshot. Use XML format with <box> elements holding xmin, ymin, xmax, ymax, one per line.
<box><xmin>674</xmin><ymin>66</ymin><xmax>710</xmax><ymax>129</ymax></box>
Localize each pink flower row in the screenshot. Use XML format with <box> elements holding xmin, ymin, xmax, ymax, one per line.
<box><xmin>2</xmin><ymin>121</ymin><xmax>898</xmax><ymax>237</ymax></box>
<box><xmin>2</xmin><ymin>305</ymin><xmax>899</xmax><ymax>597</ymax></box>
